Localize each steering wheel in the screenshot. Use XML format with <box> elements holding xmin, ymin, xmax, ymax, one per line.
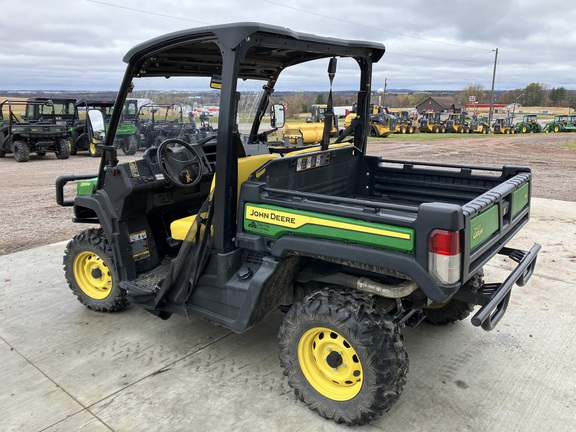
<box><xmin>156</xmin><ymin>138</ymin><xmax>204</xmax><ymax>187</ymax></box>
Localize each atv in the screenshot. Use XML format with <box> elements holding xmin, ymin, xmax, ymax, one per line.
<box><xmin>56</xmin><ymin>23</ymin><xmax>540</xmax><ymax>426</ymax></box>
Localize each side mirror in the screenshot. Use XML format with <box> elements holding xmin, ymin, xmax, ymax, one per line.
<box><xmin>87</xmin><ymin>109</ymin><xmax>105</xmax><ymax>142</ymax></box>
<box><xmin>270</xmin><ymin>104</ymin><xmax>285</xmax><ymax>128</ymax></box>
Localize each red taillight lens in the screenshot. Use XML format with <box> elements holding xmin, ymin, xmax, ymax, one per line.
<box><xmin>429</xmin><ymin>229</ymin><xmax>462</xmax><ymax>284</ymax></box>
<box><xmin>428</xmin><ymin>230</ymin><xmax>461</xmax><ymax>256</ymax></box>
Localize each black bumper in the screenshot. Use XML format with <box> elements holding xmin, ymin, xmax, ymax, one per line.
<box><xmin>456</xmin><ymin>243</ymin><xmax>541</xmax><ymax>331</ymax></box>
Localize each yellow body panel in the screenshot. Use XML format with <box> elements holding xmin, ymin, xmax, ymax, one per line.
<box><xmin>170</xmin><ymin>154</ymin><xmax>279</xmax><ymax>240</ymax></box>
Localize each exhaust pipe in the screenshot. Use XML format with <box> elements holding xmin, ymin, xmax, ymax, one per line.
<box><xmin>316</xmin><ymin>273</ymin><xmax>418</xmax><ymax>298</ymax></box>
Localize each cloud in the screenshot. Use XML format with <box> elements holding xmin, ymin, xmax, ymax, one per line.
<box><xmin>0</xmin><ymin>0</ymin><xmax>575</xmax><ymax>91</ymax></box>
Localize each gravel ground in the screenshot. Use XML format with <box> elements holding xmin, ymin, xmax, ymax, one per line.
<box><xmin>0</xmin><ymin>133</ymin><xmax>574</xmax><ymax>256</ymax></box>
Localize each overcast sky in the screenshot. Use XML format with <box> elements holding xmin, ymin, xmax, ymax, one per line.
<box><xmin>1</xmin><ymin>0</ymin><xmax>575</xmax><ymax>92</ymax></box>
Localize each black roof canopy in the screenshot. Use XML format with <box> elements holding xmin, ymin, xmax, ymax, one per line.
<box><xmin>123</xmin><ymin>22</ymin><xmax>386</xmax><ymax>81</ymax></box>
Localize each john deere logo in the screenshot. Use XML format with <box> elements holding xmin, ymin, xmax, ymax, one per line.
<box><xmin>248</xmin><ymin>220</ymin><xmax>270</xmax><ymax>233</ymax></box>
<box><xmin>472</xmin><ymin>223</ymin><xmax>484</xmax><ymax>240</ymax></box>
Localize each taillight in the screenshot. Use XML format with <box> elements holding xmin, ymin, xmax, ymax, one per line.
<box><xmin>428</xmin><ymin>230</ymin><xmax>461</xmax><ymax>284</ymax></box>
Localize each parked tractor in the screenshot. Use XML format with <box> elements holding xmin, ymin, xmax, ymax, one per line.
<box><xmin>492</xmin><ymin>118</ymin><xmax>515</xmax><ymax>134</ymax></box>
<box><xmin>444</xmin><ymin>113</ymin><xmax>469</xmax><ymax>133</ymax></box>
<box><xmin>56</xmin><ymin>23</ymin><xmax>540</xmax><ymax>426</ymax></box>
<box><xmin>542</xmin><ymin>115</ymin><xmax>576</xmax><ymax>133</ymax></box>
<box><xmin>468</xmin><ymin>116</ymin><xmax>491</xmax><ymax>134</ymax></box>
<box><xmin>514</xmin><ymin>114</ymin><xmax>541</xmax><ymax>133</ymax></box>
<box><xmin>418</xmin><ymin>112</ymin><xmax>445</xmax><ymax>133</ymax></box>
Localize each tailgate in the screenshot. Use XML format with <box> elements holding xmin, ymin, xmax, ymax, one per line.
<box><xmin>461</xmin><ymin>169</ymin><xmax>532</xmax><ymax>281</ymax></box>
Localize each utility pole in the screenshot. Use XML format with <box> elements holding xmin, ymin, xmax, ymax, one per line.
<box><xmin>488</xmin><ymin>48</ymin><xmax>498</xmax><ymax>125</ymax></box>
<box><xmin>382</xmin><ymin>78</ymin><xmax>387</xmax><ymax>107</ymax></box>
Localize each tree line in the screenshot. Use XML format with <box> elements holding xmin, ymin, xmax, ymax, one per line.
<box><xmin>273</xmin><ymin>83</ymin><xmax>575</xmax><ymax>119</ymax></box>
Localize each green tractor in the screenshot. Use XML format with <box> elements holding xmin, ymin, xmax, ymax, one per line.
<box><xmin>542</xmin><ymin>115</ymin><xmax>576</xmax><ymax>133</ymax></box>
<box><xmin>514</xmin><ymin>114</ymin><xmax>541</xmax><ymax>133</ymax></box>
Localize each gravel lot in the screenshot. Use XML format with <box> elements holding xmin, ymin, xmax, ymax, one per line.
<box><xmin>1</xmin><ymin>133</ymin><xmax>574</xmax><ymax>255</ymax></box>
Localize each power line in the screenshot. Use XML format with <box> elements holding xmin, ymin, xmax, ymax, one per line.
<box><xmin>260</xmin><ymin>0</ymin><xmax>492</xmax><ymax>52</ymax></box>
<box><xmin>86</xmin><ymin>0</ymin><xmax>210</xmax><ymax>24</ymax></box>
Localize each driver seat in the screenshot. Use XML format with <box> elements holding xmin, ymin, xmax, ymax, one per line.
<box><xmin>170</xmin><ymin>153</ymin><xmax>278</xmax><ymax>241</ymax></box>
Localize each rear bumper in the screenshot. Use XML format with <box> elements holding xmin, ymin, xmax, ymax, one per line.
<box><xmin>456</xmin><ymin>243</ymin><xmax>541</xmax><ymax>331</ymax></box>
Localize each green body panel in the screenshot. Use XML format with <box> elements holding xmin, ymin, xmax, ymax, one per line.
<box><xmin>116</xmin><ymin>123</ymin><xmax>137</xmax><ymax>136</ymax></box>
<box><xmin>244</xmin><ymin>203</ymin><xmax>415</xmax><ymax>253</ymax></box>
<box><xmin>77</xmin><ymin>178</ymin><xmax>98</xmax><ymax>196</ymax></box>
<box><xmin>512</xmin><ymin>183</ymin><xmax>529</xmax><ymax>217</ymax></box>
<box><xmin>470</xmin><ymin>205</ymin><xmax>499</xmax><ymax>250</ymax></box>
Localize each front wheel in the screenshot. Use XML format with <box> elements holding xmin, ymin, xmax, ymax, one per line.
<box><xmin>88</xmin><ymin>140</ymin><xmax>103</xmax><ymax>157</ymax></box>
<box><xmin>278</xmin><ymin>288</ymin><xmax>408</xmax><ymax>426</ymax></box>
<box><xmin>123</xmin><ymin>135</ymin><xmax>138</xmax><ymax>155</ymax></box>
<box><xmin>63</xmin><ymin>228</ymin><xmax>129</xmax><ymax>312</ymax></box>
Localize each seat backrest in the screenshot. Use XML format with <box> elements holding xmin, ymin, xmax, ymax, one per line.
<box><xmin>170</xmin><ymin>153</ymin><xmax>278</xmax><ymax>241</ymax></box>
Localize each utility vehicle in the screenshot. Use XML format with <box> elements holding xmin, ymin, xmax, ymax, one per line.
<box><xmin>0</xmin><ymin>99</ymin><xmax>69</xmax><ymax>161</ymax></box>
<box><xmin>68</xmin><ymin>100</ymin><xmax>114</xmax><ymax>155</ymax></box>
<box><xmin>137</xmin><ymin>102</ymin><xmax>205</xmax><ymax>148</ymax></box>
<box><xmin>56</xmin><ymin>23</ymin><xmax>540</xmax><ymax>426</ymax></box>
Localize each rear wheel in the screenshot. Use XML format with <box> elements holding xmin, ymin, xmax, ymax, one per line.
<box><xmin>399</xmin><ymin>125</ymin><xmax>406</xmax><ymax>134</ymax></box>
<box><xmin>425</xmin><ymin>270</ymin><xmax>484</xmax><ymax>325</ymax></box>
<box><xmin>369</xmin><ymin>126</ymin><xmax>379</xmax><ymax>137</ymax></box>
<box><xmin>55</xmin><ymin>138</ymin><xmax>70</xmax><ymax>159</ymax></box>
<box><xmin>279</xmin><ymin>288</ymin><xmax>408</xmax><ymax>426</ymax></box>
<box><xmin>63</xmin><ymin>228</ymin><xmax>129</xmax><ymax>312</ymax></box>
<box><xmin>13</xmin><ymin>140</ymin><xmax>29</xmax><ymax>162</ymax></box>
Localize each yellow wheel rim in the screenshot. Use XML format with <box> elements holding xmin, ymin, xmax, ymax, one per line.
<box><xmin>89</xmin><ymin>142</ymin><xmax>97</xmax><ymax>155</ymax></box>
<box><xmin>298</xmin><ymin>327</ymin><xmax>363</xmax><ymax>401</ymax></box>
<box><xmin>73</xmin><ymin>251</ymin><xmax>112</xmax><ymax>299</ymax></box>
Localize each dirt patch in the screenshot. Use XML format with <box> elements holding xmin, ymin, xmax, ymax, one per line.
<box><xmin>0</xmin><ymin>133</ymin><xmax>574</xmax><ymax>256</ymax></box>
